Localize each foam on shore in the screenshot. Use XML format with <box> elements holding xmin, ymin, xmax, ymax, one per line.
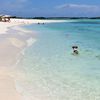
<box><xmin>26</xmin><ymin>37</ymin><xmax>37</xmax><ymax>47</ymax></box>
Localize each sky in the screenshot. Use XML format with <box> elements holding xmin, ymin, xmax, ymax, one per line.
<box><xmin>0</xmin><ymin>0</ymin><xmax>100</xmax><ymax>17</ymax></box>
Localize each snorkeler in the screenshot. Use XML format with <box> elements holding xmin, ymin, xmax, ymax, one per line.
<box><xmin>72</xmin><ymin>46</ymin><xmax>79</xmax><ymax>55</ymax></box>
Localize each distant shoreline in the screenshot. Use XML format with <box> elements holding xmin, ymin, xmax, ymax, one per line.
<box><xmin>11</xmin><ymin>16</ymin><xmax>100</xmax><ymax>20</ymax></box>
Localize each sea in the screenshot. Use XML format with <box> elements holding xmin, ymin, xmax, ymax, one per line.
<box><xmin>16</xmin><ymin>19</ymin><xmax>100</xmax><ymax>100</ymax></box>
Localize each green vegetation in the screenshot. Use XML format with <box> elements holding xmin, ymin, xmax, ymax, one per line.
<box><xmin>0</xmin><ymin>16</ymin><xmax>2</xmax><ymax>21</ymax></box>
<box><xmin>33</xmin><ymin>17</ymin><xmax>46</xmax><ymax>19</ymax></box>
<box><xmin>1</xmin><ymin>15</ymin><xmax>100</xmax><ymax>20</ymax></box>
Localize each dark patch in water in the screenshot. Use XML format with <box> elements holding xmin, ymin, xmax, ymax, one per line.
<box><xmin>95</xmin><ymin>55</ymin><xmax>100</xmax><ymax>60</ymax></box>
<box><xmin>71</xmin><ymin>21</ymin><xmax>100</xmax><ymax>25</ymax></box>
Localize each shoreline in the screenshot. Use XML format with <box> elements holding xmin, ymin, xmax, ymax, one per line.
<box><xmin>0</xmin><ymin>19</ymin><xmax>37</xmax><ymax>100</ymax></box>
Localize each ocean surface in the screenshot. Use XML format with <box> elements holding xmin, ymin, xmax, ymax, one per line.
<box><xmin>17</xmin><ymin>19</ymin><xmax>100</xmax><ymax>100</ymax></box>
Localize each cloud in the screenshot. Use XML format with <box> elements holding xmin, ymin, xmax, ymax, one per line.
<box><xmin>56</xmin><ymin>4</ymin><xmax>100</xmax><ymax>11</ymax></box>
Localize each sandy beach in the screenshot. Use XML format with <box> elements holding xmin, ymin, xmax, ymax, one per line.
<box><xmin>0</xmin><ymin>18</ymin><xmax>37</xmax><ymax>100</ymax></box>
<box><xmin>0</xmin><ymin>18</ymin><xmax>66</xmax><ymax>100</ymax></box>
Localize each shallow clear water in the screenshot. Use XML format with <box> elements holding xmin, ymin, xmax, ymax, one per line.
<box><xmin>17</xmin><ymin>20</ymin><xmax>100</xmax><ymax>100</ymax></box>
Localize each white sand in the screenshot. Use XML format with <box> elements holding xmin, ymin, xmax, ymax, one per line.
<box><xmin>11</xmin><ymin>18</ymin><xmax>66</xmax><ymax>24</ymax></box>
<box><xmin>8</xmin><ymin>38</ymin><xmax>26</xmax><ymax>48</ymax></box>
<box><xmin>0</xmin><ymin>68</ymin><xmax>23</xmax><ymax>100</ymax></box>
<box><xmin>0</xmin><ymin>19</ymin><xmax>32</xmax><ymax>100</ymax></box>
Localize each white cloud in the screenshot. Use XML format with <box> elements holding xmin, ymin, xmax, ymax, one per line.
<box><xmin>56</xmin><ymin>4</ymin><xmax>100</xmax><ymax>11</ymax></box>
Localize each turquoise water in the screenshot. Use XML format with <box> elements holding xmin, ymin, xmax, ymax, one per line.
<box><xmin>18</xmin><ymin>20</ymin><xmax>100</xmax><ymax>100</ymax></box>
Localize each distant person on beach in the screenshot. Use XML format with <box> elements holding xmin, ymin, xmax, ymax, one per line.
<box><xmin>72</xmin><ymin>46</ymin><xmax>79</xmax><ymax>55</ymax></box>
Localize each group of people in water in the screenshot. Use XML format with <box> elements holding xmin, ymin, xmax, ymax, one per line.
<box><xmin>38</xmin><ymin>22</ymin><xmax>45</xmax><ymax>24</ymax></box>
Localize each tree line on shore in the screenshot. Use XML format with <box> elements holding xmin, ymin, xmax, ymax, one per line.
<box><xmin>1</xmin><ymin>16</ymin><xmax>100</xmax><ymax>20</ymax></box>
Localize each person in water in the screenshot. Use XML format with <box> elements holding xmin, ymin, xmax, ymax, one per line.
<box><xmin>72</xmin><ymin>46</ymin><xmax>79</xmax><ymax>55</ymax></box>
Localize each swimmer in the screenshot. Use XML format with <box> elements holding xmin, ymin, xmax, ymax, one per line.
<box><xmin>72</xmin><ymin>46</ymin><xmax>79</xmax><ymax>55</ymax></box>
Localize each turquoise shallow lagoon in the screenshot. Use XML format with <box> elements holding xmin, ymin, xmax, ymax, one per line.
<box><xmin>17</xmin><ymin>19</ymin><xmax>100</xmax><ymax>100</ymax></box>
